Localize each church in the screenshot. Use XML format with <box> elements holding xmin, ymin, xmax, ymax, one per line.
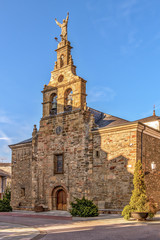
<box><xmin>9</xmin><ymin>15</ymin><xmax>160</xmax><ymax>212</ymax></box>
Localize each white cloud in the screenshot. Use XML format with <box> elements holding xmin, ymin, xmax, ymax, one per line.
<box><xmin>120</xmin><ymin>30</ymin><xmax>143</xmax><ymax>55</ymax></box>
<box><xmin>87</xmin><ymin>86</ymin><xmax>116</xmax><ymax>103</ymax></box>
<box><xmin>120</xmin><ymin>0</ymin><xmax>138</xmax><ymax>17</ymax></box>
<box><xmin>0</xmin><ymin>110</ymin><xmax>12</xmax><ymax>124</ymax></box>
<box><xmin>0</xmin><ymin>130</ymin><xmax>12</xmax><ymax>144</ymax></box>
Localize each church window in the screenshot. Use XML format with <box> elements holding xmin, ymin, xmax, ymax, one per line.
<box><xmin>50</xmin><ymin>94</ymin><xmax>57</xmax><ymax>115</ymax></box>
<box><xmin>21</xmin><ymin>187</ymin><xmax>25</xmax><ymax>197</ymax></box>
<box><xmin>54</xmin><ymin>154</ymin><xmax>64</xmax><ymax>174</ymax></box>
<box><xmin>64</xmin><ymin>88</ymin><xmax>73</xmax><ymax>112</ymax></box>
<box><xmin>60</xmin><ymin>54</ymin><xmax>64</xmax><ymax>67</ymax></box>
<box><xmin>58</xmin><ymin>75</ymin><xmax>64</xmax><ymax>83</ymax></box>
<box><xmin>96</xmin><ymin>151</ymin><xmax>100</xmax><ymax>158</ymax></box>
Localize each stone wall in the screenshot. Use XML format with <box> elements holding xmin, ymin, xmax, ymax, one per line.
<box><xmin>92</xmin><ymin>124</ymin><xmax>137</xmax><ymax>209</ymax></box>
<box><xmin>137</xmin><ymin>128</ymin><xmax>160</xmax><ymax>208</ymax></box>
<box><xmin>11</xmin><ymin>143</ymin><xmax>33</xmax><ymax>210</ymax></box>
<box><xmin>33</xmin><ymin>109</ymin><xmax>94</xmax><ymax>210</ymax></box>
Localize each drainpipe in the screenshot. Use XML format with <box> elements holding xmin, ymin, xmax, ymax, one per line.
<box><xmin>141</xmin><ymin>125</ymin><xmax>145</xmax><ymax>170</ymax></box>
<box><xmin>1</xmin><ymin>177</ymin><xmax>4</xmax><ymax>199</ymax></box>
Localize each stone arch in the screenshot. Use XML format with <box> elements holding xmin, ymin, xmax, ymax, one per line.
<box><xmin>51</xmin><ymin>185</ymin><xmax>68</xmax><ymax>210</ymax></box>
<box><xmin>50</xmin><ymin>93</ymin><xmax>57</xmax><ymax>115</ymax></box>
<box><xmin>60</xmin><ymin>54</ymin><xmax>64</xmax><ymax>68</ymax></box>
<box><xmin>64</xmin><ymin>88</ymin><xmax>73</xmax><ymax>112</ymax></box>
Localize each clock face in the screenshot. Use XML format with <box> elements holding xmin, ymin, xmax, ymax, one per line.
<box><xmin>56</xmin><ymin>126</ymin><xmax>62</xmax><ymax>135</ymax></box>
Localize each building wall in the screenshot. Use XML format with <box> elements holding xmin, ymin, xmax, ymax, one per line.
<box><xmin>91</xmin><ymin>126</ymin><xmax>137</xmax><ymax>209</ymax></box>
<box><xmin>0</xmin><ymin>163</ymin><xmax>11</xmax><ymax>175</ymax></box>
<box><xmin>137</xmin><ymin>129</ymin><xmax>160</xmax><ymax>207</ymax></box>
<box><xmin>144</xmin><ymin>120</ymin><xmax>160</xmax><ymax>131</ymax></box>
<box><xmin>11</xmin><ymin>143</ymin><xmax>33</xmax><ymax>210</ymax></box>
<box><xmin>0</xmin><ymin>163</ymin><xmax>11</xmax><ymax>199</ymax></box>
<box><xmin>32</xmin><ymin>109</ymin><xmax>95</xmax><ymax>210</ymax></box>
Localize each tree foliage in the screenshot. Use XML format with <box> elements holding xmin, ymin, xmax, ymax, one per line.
<box><xmin>0</xmin><ymin>186</ymin><xmax>12</xmax><ymax>212</ymax></box>
<box><xmin>122</xmin><ymin>160</ymin><xmax>157</xmax><ymax>220</ymax></box>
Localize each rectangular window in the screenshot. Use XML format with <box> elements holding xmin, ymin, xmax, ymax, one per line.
<box><xmin>54</xmin><ymin>154</ymin><xmax>63</xmax><ymax>174</ymax></box>
<box><xmin>96</xmin><ymin>151</ymin><xmax>100</xmax><ymax>158</ymax></box>
<box><xmin>21</xmin><ymin>187</ymin><xmax>25</xmax><ymax>197</ymax></box>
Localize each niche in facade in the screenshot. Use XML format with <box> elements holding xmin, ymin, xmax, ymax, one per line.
<box><xmin>60</xmin><ymin>55</ymin><xmax>64</xmax><ymax>68</ymax></box>
<box><xmin>50</xmin><ymin>93</ymin><xmax>57</xmax><ymax>115</ymax></box>
<box><xmin>64</xmin><ymin>88</ymin><xmax>73</xmax><ymax>112</ymax></box>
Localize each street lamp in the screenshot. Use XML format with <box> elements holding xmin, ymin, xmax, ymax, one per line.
<box><xmin>151</xmin><ymin>161</ymin><xmax>156</xmax><ymax>171</ymax></box>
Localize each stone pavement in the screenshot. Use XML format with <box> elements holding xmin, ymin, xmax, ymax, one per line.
<box><xmin>0</xmin><ymin>222</ymin><xmax>39</xmax><ymax>240</ymax></box>
<box><xmin>0</xmin><ymin>211</ymin><xmax>160</xmax><ymax>240</ymax></box>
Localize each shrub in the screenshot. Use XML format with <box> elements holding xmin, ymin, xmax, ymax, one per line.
<box><xmin>122</xmin><ymin>205</ymin><xmax>132</xmax><ymax>220</ymax></box>
<box><xmin>70</xmin><ymin>197</ymin><xmax>99</xmax><ymax>217</ymax></box>
<box><xmin>0</xmin><ymin>186</ymin><xmax>12</xmax><ymax>212</ymax></box>
<box><xmin>122</xmin><ymin>160</ymin><xmax>157</xmax><ymax>220</ymax></box>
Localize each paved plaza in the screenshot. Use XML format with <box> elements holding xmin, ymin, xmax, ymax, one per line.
<box><xmin>0</xmin><ymin>211</ymin><xmax>160</xmax><ymax>240</ymax></box>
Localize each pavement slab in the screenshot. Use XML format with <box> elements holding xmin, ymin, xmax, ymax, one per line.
<box><xmin>0</xmin><ymin>222</ymin><xmax>40</xmax><ymax>240</ymax></box>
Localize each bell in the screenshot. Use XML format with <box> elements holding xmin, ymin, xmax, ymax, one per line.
<box><xmin>52</xmin><ymin>101</ymin><xmax>57</xmax><ymax>109</ymax></box>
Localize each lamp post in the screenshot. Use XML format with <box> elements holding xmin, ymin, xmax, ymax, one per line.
<box><xmin>151</xmin><ymin>161</ymin><xmax>156</xmax><ymax>171</ymax></box>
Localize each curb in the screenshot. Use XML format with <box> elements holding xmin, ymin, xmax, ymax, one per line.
<box><xmin>0</xmin><ymin>212</ymin><xmax>72</xmax><ymax>221</ymax></box>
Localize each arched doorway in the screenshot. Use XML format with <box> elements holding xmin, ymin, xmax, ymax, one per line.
<box><xmin>57</xmin><ymin>189</ymin><xmax>67</xmax><ymax>210</ymax></box>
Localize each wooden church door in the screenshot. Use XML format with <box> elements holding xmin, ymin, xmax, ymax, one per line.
<box><xmin>57</xmin><ymin>190</ymin><xmax>67</xmax><ymax>210</ymax></box>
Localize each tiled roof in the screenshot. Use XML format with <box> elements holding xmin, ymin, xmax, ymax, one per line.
<box><xmin>135</xmin><ymin>115</ymin><xmax>160</xmax><ymax>123</ymax></box>
<box><xmin>9</xmin><ymin>138</ymin><xmax>32</xmax><ymax>147</ymax></box>
<box><xmin>9</xmin><ymin>109</ymin><xmax>130</xmax><ymax>146</ymax></box>
<box><xmin>88</xmin><ymin>107</ymin><xmax>129</xmax><ymax>129</ymax></box>
<box><xmin>0</xmin><ymin>169</ymin><xmax>11</xmax><ymax>178</ymax></box>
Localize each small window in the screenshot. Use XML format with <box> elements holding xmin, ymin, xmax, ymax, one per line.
<box><xmin>54</xmin><ymin>154</ymin><xmax>64</xmax><ymax>174</ymax></box>
<box><xmin>96</xmin><ymin>151</ymin><xmax>100</xmax><ymax>158</ymax></box>
<box><xmin>21</xmin><ymin>188</ymin><xmax>25</xmax><ymax>197</ymax></box>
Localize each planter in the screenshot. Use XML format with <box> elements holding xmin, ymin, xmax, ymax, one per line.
<box><xmin>131</xmin><ymin>212</ymin><xmax>148</xmax><ymax>221</ymax></box>
<box><xmin>34</xmin><ymin>205</ymin><xmax>44</xmax><ymax>212</ymax></box>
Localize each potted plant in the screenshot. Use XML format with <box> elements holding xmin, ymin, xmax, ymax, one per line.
<box><xmin>122</xmin><ymin>160</ymin><xmax>157</xmax><ymax>220</ymax></box>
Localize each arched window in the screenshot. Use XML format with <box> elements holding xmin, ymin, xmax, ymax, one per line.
<box><xmin>64</xmin><ymin>88</ymin><xmax>73</xmax><ymax>112</ymax></box>
<box><xmin>50</xmin><ymin>94</ymin><xmax>57</xmax><ymax>115</ymax></box>
<box><xmin>60</xmin><ymin>55</ymin><xmax>64</xmax><ymax>68</ymax></box>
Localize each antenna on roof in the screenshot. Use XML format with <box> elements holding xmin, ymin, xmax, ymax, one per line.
<box><xmin>153</xmin><ymin>105</ymin><xmax>156</xmax><ymax>116</ymax></box>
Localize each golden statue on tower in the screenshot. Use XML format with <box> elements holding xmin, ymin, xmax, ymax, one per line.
<box><xmin>55</xmin><ymin>12</ymin><xmax>69</xmax><ymax>41</ymax></box>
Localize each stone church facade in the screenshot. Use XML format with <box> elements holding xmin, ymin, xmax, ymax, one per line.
<box><xmin>9</xmin><ymin>19</ymin><xmax>160</xmax><ymax>211</ymax></box>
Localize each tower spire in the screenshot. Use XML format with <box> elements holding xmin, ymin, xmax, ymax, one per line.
<box><xmin>153</xmin><ymin>105</ymin><xmax>156</xmax><ymax>116</ymax></box>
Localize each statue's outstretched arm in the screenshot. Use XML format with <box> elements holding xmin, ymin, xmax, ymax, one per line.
<box><xmin>55</xmin><ymin>18</ymin><xmax>62</xmax><ymax>28</ymax></box>
<box><xmin>66</xmin><ymin>12</ymin><xmax>69</xmax><ymax>22</ymax></box>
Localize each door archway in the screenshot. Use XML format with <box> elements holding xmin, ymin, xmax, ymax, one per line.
<box><xmin>57</xmin><ymin>189</ymin><xmax>67</xmax><ymax>210</ymax></box>
<box><xmin>51</xmin><ymin>186</ymin><xmax>67</xmax><ymax>210</ymax></box>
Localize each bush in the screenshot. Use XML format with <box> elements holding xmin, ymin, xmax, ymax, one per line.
<box><xmin>0</xmin><ymin>186</ymin><xmax>12</xmax><ymax>212</ymax></box>
<box><xmin>122</xmin><ymin>205</ymin><xmax>132</xmax><ymax>220</ymax></box>
<box><xmin>122</xmin><ymin>160</ymin><xmax>157</xmax><ymax>220</ymax></box>
<box><xmin>70</xmin><ymin>197</ymin><xmax>99</xmax><ymax>217</ymax></box>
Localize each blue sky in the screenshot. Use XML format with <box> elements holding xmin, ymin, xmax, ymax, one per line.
<box><xmin>1</xmin><ymin>0</ymin><xmax>160</xmax><ymax>162</ymax></box>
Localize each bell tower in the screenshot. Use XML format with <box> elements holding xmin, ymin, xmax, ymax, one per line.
<box><xmin>42</xmin><ymin>13</ymin><xmax>87</xmax><ymax>118</ymax></box>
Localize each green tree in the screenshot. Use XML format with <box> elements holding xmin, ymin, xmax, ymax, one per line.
<box><xmin>0</xmin><ymin>186</ymin><xmax>12</xmax><ymax>212</ymax></box>
<box><xmin>122</xmin><ymin>160</ymin><xmax>157</xmax><ymax>220</ymax></box>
